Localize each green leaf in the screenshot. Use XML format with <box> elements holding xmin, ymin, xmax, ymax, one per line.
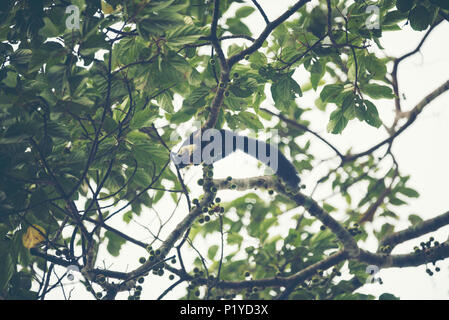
<box><xmin>29</xmin><ymin>42</ymin><xmax>64</xmax><ymax>73</ymax></box>
<box><xmin>379</xmin><ymin>293</ymin><xmax>400</xmax><ymax>300</ymax></box>
<box><xmin>122</xmin><ymin>211</ymin><xmax>133</xmax><ymax>224</ymax></box>
<box><xmin>348</xmin><ymin>260</ymin><xmax>369</xmax><ymax>282</ymax></box>
<box><xmin>166</xmin><ymin>25</ymin><xmax>202</xmax><ymax>49</ymax></box>
<box><xmin>365</xmin><ymin>54</ymin><xmax>387</xmax><ymax>80</ymax></box>
<box><xmin>380</xmin><ymin>210</ymin><xmax>399</xmax><ymax>219</ymax></box>
<box><xmin>46</xmin><ymin>122</ymin><xmax>71</xmax><ymax>140</ymax></box>
<box><xmin>207</xmin><ymin>245</ymin><xmax>219</xmax><ymax>260</ymax></box>
<box><xmin>310</xmin><ymin>228</ymin><xmax>337</xmax><ymax>250</ymax></box>
<box><xmin>239</xmin><ymin>111</ymin><xmax>263</xmax><ymax>130</ymax></box>
<box><xmin>0</xmin><ymin>224</ymin><xmax>7</xmax><ymax>239</ymax></box>
<box><xmin>128</xmin><ymin>133</ymin><xmax>168</xmax><ymax>166</ymax></box>
<box><xmin>383</xmin><ymin>10</ymin><xmax>409</xmax><ymax>25</ymax></box>
<box><xmin>38</xmin><ymin>17</ymin><xmax>61</xmax><ymax>38</ymax></box>
<box><xmin>79</xmin><ymin>33</ymin><xmax>109</xmax><ymax>56</ymax></box>
<box><xmin>271</xmin><ymin>75</ymin><xmax>302</xmax><ymax>108</ymax></box>
<box><xmin>362</xmin><ymin>83</ymin><xmax>395</xmax><ymax>99</ymax></box>
<box><xmin>158</xmin><ymin>91</ymin><xmax>175</xmax><ymax>113</ymax></box>
<box><xmin>398</xmin><ymin>187</ymin><xmax>420</xmax><ymax>198</ymax></box>
<box><xmin>315</xmin><ymin>97</ymin><xmax>326</xmax><ymax>111</ymax></box>
<box><xmin>169</xmin><ymin>105</ymin><xmax>197</xmax><ymax>123</ymax></box>
<box><xmin>133</xmin><ymin>167</ymin><xmax>154</xmax><ymax>187</ymax></box>
<box><xmin>429</xmin><ymin>0</ymin><xmax>449</xmax><ymax>10</ymax></box>
<box><xmin>408</xmin><ymin>214</ymin><xmax>423</xmax><ymax>226</ymax></box>
<box><xmin>137</xmin><ymin>11</ymin><xmax>185</xmax><ymax>39</ymax></box>
<box><xmin>409</xmin><ymin>6</ymin><xmax>431</xmax><ymax>31</ymax></box>
<box><xmin>130</xmin><ymin>108</ymin><xmax>157</xmax><ymax>130</ymax></box>
<box><xmin>146</xmin><ymin>0</ymin><xmax>176</xmax><ymax>11</ymax></box>
<box><xmin>10</xmin><ymin>49</ymin><xmax>32</xmax><ymax>66</ymax></box>
<box><xmin>327</xmin><ymin>108</ymin><xmax>349</xmax><ymax>134</ymax></box>
<box><xmin>374</xmin><ymin>223</ymin><xmax>395</xmax><ymax>240</ymax></box>
<box><xmin>105</xmin><ymin>231</ymin><xmax>126</xmax><ymax>257</ymax></box>
<box><xmin>227</xmin><ymin>233</ymin><xmax>243</xmax><ymax>246</ymax></box>
<box><xmin>65</xmin><ymin>96</ymin><xmax>95</xmax><ymax>109</ymax></box>
<box><xmin>258</xmin><ymin>217</ymin><xmax>277</xmax><ymax>239</ymax></box>
<box><xmin>183</xmin><ymin>87</ymin><xmax>210</xmax><ymax>108</ymax></box>
<box><xmin>226</xmin><ymin>18</ymin><xmax>251</xmax><ymax>36</ymax></box>
<box><xmin>0</xmin><ymin>239</ymin><xmax>14</xmax><ymax>291</ymax></box>
<box><xmin>396</xmin><ymin>0</ymin><xmax>415</xmax><ymax>12</ymax></box>
<box><xmin>310</xmin><ymin>60</ymin><xmax>324</xmax><ymax>91</ymax></box>
<box><xmin>364</xmin><ymin>100</ymin><xmax>382</xmax><ymax>128</ymax></box>
<box><xmin>320</xmin><ymin>84</ymin><xmax>344</xmax><ymax>103</ymax></box>
<box><xmin>230</xmin><ymin>84</ymin><xmax>253</xmax><ymax>98</ymax></box>
<box><xmin>30</xmin><ymin>188</ymin><xmax>49</xmax><ymax>220</ymax></box>
<box><xmin>235</xmin><ymin>6</ymin><xmax>255</xmax><ymax>18</ymax></box>
<box><xmin>342</xmin><ymin>94</ymin><xmax>357</xmax><ymax>120</ymax></box>
<box><xmin>389</xmin><ymin>196</ymin><xmax>407</xmax><ymax>206</ymax></box>
<box><xmin>39</xmin><ymin>90</ymin><xmax>58</xmax><ymax>107</ymax></box>
<box><xmin>323</xmin><ymin>203</ymin><xmax>337</xmax><ymax>212</ymax></box>
<box><xmin>1</xmin><ymin>71</ymin><xmax>17</xmax><ymax>87</ymax></box>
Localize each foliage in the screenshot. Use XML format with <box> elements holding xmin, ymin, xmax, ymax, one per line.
<box><xmin>0</xmin><ymin>0</ymin><xmax>448</xmax><ymax>300</ymax></box>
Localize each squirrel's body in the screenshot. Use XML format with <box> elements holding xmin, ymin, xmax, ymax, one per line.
<box><xmin>172</xmin><ymin>129</ymin><xmax>301</xmax><ymax>190</ymax></box>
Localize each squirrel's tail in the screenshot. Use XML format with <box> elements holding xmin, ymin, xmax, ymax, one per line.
<box><xmin>230</xmin><ymin>130</ymin><xmax>301</xmax><ymax>190</ymax></box>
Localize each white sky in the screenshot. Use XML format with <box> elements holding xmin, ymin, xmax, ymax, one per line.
<box><xmin>46</xmin><ymin>0</ymin><xmax>449</xmax><ymax>300</ymax></box>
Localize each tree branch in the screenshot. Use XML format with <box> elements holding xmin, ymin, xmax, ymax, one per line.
<box><xmin>359</xmin><ymin>241</ymin><xmax>449</xmax><ymax>268</ymax></box>
<box><xmin>228</xmin><ymin>0</ymin><xmax>311</xmax><ymax>68</ymax></box>
<box><xmin>440</xmin><ymin>11</ymin><xmax>449</xmax><ymax>22</ymax></box>
<box><xmin>164</xmin><ymin>250</ymin><xmax>347</xmax><ymax>291</ymax></box>
<box><xmin>250</xmin><ymin>0</ymin><xmax>270</xmax><ymax>24</ymax></box>
<box><xmin>260</xmin><ymin>107</ymin><xmax>345</xmax><ymax>159</ymax></box>
<box><xmin>203</xmin><ymin>0</ymin><xmax>311</xmax><ymax>130</ymax></box>
<box><xmin>391</xmin><ymin>20</ymin><xmax>443</xmax><ymax>113</ymax></box>
<box><xmin>202</xmin><ymin>0</ymin><xmax>230</xmax><ymax>130</ymax></box>
<box><xmin>209</xmin><ymin>0</ymin><xmax>228</xmax><ymax>70</ymax></box>
<box><xmin>344</xmin><ymin>79</ymin><xmax>449</xmax><ymax>162</ymax></box>
<box><xmin>214</xmin><ymin>175</ymin><xmax>359</xmax><ymax>257</ymax></box>
<box><xmin>123</xmin><ymin>166</ymin><xmax>217</xmax><ymax>289</ymax></box>
<box><xmin>380</xmin><ymin>210</ymin><xmax>449</xmax><ymax>252</ymax></box>
<box><xmin>326</xmin><ymin>0</ymin><xmax>339</xmax><ymax>48</ymax></box>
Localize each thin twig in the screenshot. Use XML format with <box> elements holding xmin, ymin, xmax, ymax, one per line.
<box><xmin>251</xmin><ymin>0</ymin><xmax>270</xmax><ymax>24</ymax></box>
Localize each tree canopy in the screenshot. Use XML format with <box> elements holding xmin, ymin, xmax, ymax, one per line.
<box><xmin>1</xmin><ymin>0</ymin><xmax>449</xmax><ymax>300</ymax></box>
